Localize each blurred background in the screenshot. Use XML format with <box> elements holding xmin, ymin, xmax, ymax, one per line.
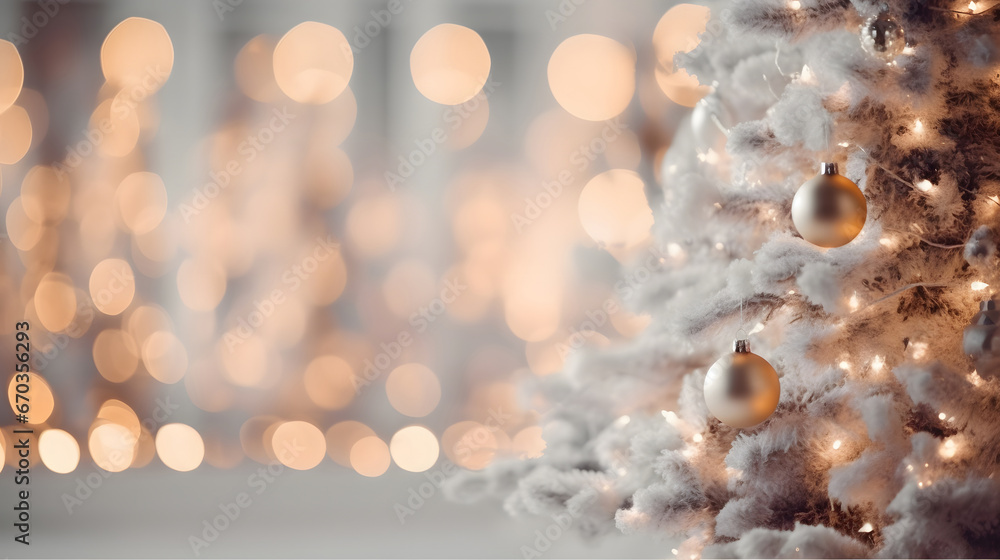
<box><xmin>0</xmin><ymin>0</ymin><xmax>706</xmax><ymax>556</ymax></box>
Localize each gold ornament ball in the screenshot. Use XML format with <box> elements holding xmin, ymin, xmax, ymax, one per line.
<box><xmin>791</xmin><ymin>163</ymin><xmax>867</xmax><ymax>248</ymax></box>
<box><xmin>703</xmin><ymin>340</ymin><xmax>780</xmax><ymax>428</ymax></box>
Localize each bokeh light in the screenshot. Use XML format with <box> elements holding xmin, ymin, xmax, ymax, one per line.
<box><xmin>385</xmin><ymin>363</ymin><xmax>441</xmax><ymax>417</ymax></box>
<box><xmin>7</xmin><ymin>372</ymin><xmax>55</xmax><ymax>425</ymax></box>
<box><xmin>578</xmin><ymin>169</ymin><xmax>654</xmax><ymax>249</ymax></box>
<box><xmin>89</xmin><ymin>422</ymin><xmax>136</xmax><ymax>473</ymax></box>
<box><xmin>0</xmin><ymin>39</ymin><xmax>24</xmax><ymax>113</ymax></box>
<box><xmin>101</xmin><ymin>17</ymin><xmax>174</xmax><ymax>91</ymax></box>
<box><xmin>512</xmin><ymin>426</ymin><xmax>546</xmax><ymax>459</ymax></box>
<box><xmin>273</xmin><ymin>22</ymin><xmax>353</xmax><ymax>104</ymax></box>
<box><xmin>93</xmin><ymin>329</ymin><xmax>141</xmax><ymax>383</ymax></box>
<box><xmin>155</xmin><ymin>423</ymin><xmax>204</xmax><ymax>472</ymax></box>
<box><xmin>235</xmin><ymin>35</ymin><xmax>283</xmax><ymax>103</ymax></box>
<box><xmin>0</xmin><ymin>105</ymin><xmax>31</xmax><ymax>164</ymax></box>
<box><xmin>442</xmin><ymin>421</ymin><xmax>498</xmax><ymax>470</ymax></box>
<box><xmin>39</xmin><ymin>429</ymin><xmax>80</xmax><ymax>474</ymax></box>
<box><xmin>34</xmin><ymin>272</ymin><xmax>77</xmax><ymax>332</ymax></box>
<box><xmin>116</xmin><ymin>172</ymin><xmax>168</xmax><ymax>234</ymax></box>
<box><xmin>90</xmin><ymin>97</ymin><xmax>140</xmax><ymax>157</ymax></box>
<box><xmin>303</xmin><ymin>355</ymin><xmax>356</xmax><ymax>410</ymax></box>
<box><xmin>547</xmin><ymin>34</ymin><xmax>635</xmax><ymax>121</ymax></box>
<box><xmin>20</xmin><ymin>165</ymin><xmax>70</xmax><ymax>225</ymax></box>
<box><xmin>390</xmin><ymin>426</ymin><xmax>439</xmax><ymax>472</ymax></box>
<box><xmin>350</xmin><ymin>436</ymin><xmax>391</xmax><ymax>477</ymax></box>
<box><xmin>142</xmin><ymin>330</ymin><xmax>188</xmax><ymax>384</ymax></box>
<box><xmin>410</xmin><ymin>24</ymin><xmax>491</xmax><ymax>105</ymax></box>
<box><xmin>176</xmin><ymin>258</ymin><xmax>227</xmax><ymax>311</ymax></box>
<box><xmin>89</xmin><ymin>259</ymin><xmax>136</xmax><ymax>316</ymax></box>
<box><xmin>652</xmin><ymin>4</ymin><xmax>712</xmax><ymax>107</ymax></box>
<box><xmin>326</xmin><ymin>421</ymin><xmax>376</xmax><ymax>467</ymax></box>
<box><xmin>272</xmin><ymin>421</ymin><xmax>326</xmax><ymax>470</ymax></box>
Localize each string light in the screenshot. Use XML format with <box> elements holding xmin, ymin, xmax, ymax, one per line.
<box><xmin>915</xmin><ymin>179</ymin><xmax>934</xmax><ymax>192</ymax></box>
<box><xmin>859</xmin><ymin>522</ymin><xmax>873</xmax><ymax>533</ymax></box>
<box><xmin>788</xmin><ymin>0</ymin><xmax>802</xmax><ymax>8</ymax></box>
<box><xmin>914</xmin><ymin>119</ymin><xmax>924</xmax><ymax>133</ymax></box>
<box><xmin>832</xmin><ymin>440</ymin><xmax>842</xmax><ymax>449</ymax></box>
<box><xmin>692</xmin><ymin>433</ymin><xmax>704</xmax><ymax>443</ymax></box>
<box><xmin>871</xmin><ymin>355</ymin><xmax>885</xmax><ymax>372</ymax></box>
<box><xmin>849</xmin><ymin>292</ymin><xmax>860</xmax><ymax>311</ymax></box>
<box><xmin>971</xmin><ymin>281</ymin><xmax>989</xmax><ymax>291</ymax></box>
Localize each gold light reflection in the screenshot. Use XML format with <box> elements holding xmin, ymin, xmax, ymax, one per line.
<box><xmin>345</xmin><ymin>194</ymin><xmax>402</xmax><ymax>257</ymax></box>
<box><xmin>303</xmin><ymin>146</ymin><xmax>354</xmax><ymax>208</ymax></box>
<box><xmin>410</xmin><ymin>24</ymin><xmax>491</xmax><ymax>105</ymax></box>
<box><xmin>272</xmin><ymin>421</ymin><xmax>326</xmax><ymax>470</ymax></box>
<box><xmin>273</xmin><ymin>22</ymin><xmax>353</xmax><ymax>104</ymax></box>
<box><xmin>34</xmin><ymin>272</ymin><xmax>77</xmax><ymax>332</ymax></box>
<box><xmin>116</xmin><ymin>172</ymin><xmax>168</xmax><ymax>234</ymax></box>
<box><xmin>303</xmin><ymin>355</ymin><xmax>356</xmax><ymax>410</ymax></box>
<box><xmin>176</xmin><ymin>258</ymin><xmax>227</xmax><ymax>311</ymax></box>
<box><xmin>350</xmin><ymin>435</ymin><xmax>391</xmax><ymax>477</ymax></box>
<box><xmin>382</xmin><ymin>259</ymin><xmax>436</xmax><ymax>318</ymax></box>
<box><xmin>652</xmin><ymin>4</ymin><xmax>712</xmax><ymax>107</ymax></box>
<box><xmin>547</xmin><ymin>34</ymin><xmax>635</xmax><ymax>121</ymax></box>
<box><xmin>385</xmin><ymin>363</ymin><xmax>441</xmax><ymax>418</ymax></box>
<box><xmin>89</xmin><ymin>97</ymin><xmax>140</xmax><ymax>157</ymax></box>
<box><xmin>89</xmin><ymin>259</ymin><xmax>136</xmax><ymax>316</ymax></box>
<box><xmin>326</xmin><ymin>421</ymin><xmax>376</xmax><ymax>467</ymax></box>
<box><xmin>0</xmin><ymin>105</ymin><xmax>31</xmax><ymax>164</ymax></box>
<box><xmin>100</xmin><ymin>17</ymin><xmax>174</xmax><ymax>92</ymax></box>
<box><xmin>389</xmin><ymin>426</ymin><xmax>440</xmax><ymax>473</ymax></box>
<box><xmin>0</xmin><ymin>39</ymin><xmax>24</xmax><ymax>113</ymax></box>
<box><xmin>6</xmin><ymin>197</ymin><xmax>43</xmax><ymax>251</ymax></box>
<box><xmin>142</xmin><ymin>330</ymin><xmax>188</xmax><ymax>384</ymax></box>
<box><xmin>219</xmin><ymin>335</ymin><xmax>270</xmax><ymax>388</ymax></box>
<box><xmin>512</xmin><ymin>426</ymin><xmax>547</xmax><ymax>459</ymax></box>
<box><xmin>39</xmin><ymin>429</ymin><xmax>80</xmax><ymax>474</ymax></box>
<box><xmin>7</xmin><ymin>372</ymin><xmax>55</xmax><ymax>424</ymax></box>
<box><xmin>235</xmin><ymin>35</ymin><xmax>283</xmax><ymax>103</ymax></box>
<box><xmin>441</xmin><ymin>421</ymin><xmax>498</xmax><ymax>470</ymax></box>
<box><xmin>578</xmin><ymin>169</ymin><xmax>654</xmax><ymax>249</ymax></box>
<box><xmin>20</xmin><ymin>166</ymin><xmax>70</xmax><ymax>225</ymax></box>
<box><xmin>155</xmin><ymin>423</ymin><xmax>204</xmax><ymax>472</ymax></box>
<box><xmin>88</xmin><ymin>422</ymin><xmax>136</xmax><ymax>473</ymax></box>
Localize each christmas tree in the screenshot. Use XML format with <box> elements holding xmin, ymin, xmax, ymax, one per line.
<box><xmin>446</xmin><ymin>0</ymin><xmax>1000</xmax><ymax>556</ymax></box>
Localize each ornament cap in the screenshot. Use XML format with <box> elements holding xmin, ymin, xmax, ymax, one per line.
<box><xmin>734</xmin><ymin>339</ymin><xmax>750</xmax><ymax>353</ymax></box>
<box><xmin>820</xmin><ymin>162</ymin><xmax>839</xmax><ymax>175</ymax></box>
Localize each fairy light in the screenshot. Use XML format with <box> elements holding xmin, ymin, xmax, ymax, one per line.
<box><xmin>615</xmin><ymin>415</ymin><xmax>631</xmax><ymax>427</ymax></box>
<box><xmin>672</xmin><ymin>549</ymin><xmax>679</xmax><ymax>556</ymax></box>
<box><xmin>968</xmin><ymin>370</ymin><xmax>984</xmax><ymax>386</ymax></box>
<box><xmin>788</xmin><ymin>289</ymin><xmax>796</xmax><ymax>295</ymax></box>
<box><xmin>938</xmin><ymin>412</ymin><xmax>947</xmax><ymax>420</ymax></box>
<box><xmin>832</xmin><ymin>440</ymin><xmax>842</xmax><ymax>450</ymax></box>
<box><xmin>837</xmin><ymin>141</ymin><xmax>850</xmax><ymax>147</ymax></box>
<box><xmin>914</xmin><ymin>119</ymin><xmax>924</xmax><ymax>133</ymax></box>
<box><xmin>749</xmin><ymin>322</ymin><xmax>765</xmax><ymax>335</ymax></box>
<box><xmin>715</xmin><ymin>242</ymin><xmax>724</xmax><ymax>250</ymax></box>
<box><xmin>661</xmin><ymin>410</ymin><xmax>680</xmax><ymax>426</ymax></box>
<box><xmin>902</xmin><ymin>46</ymin><xmax>916</xmax><ymax>55</ymax></box>
<box><xmin>939</xmin><ymin>438</ymin><xmax>957</xmax><ymax>459</ymax></box>
<box><xmin>915</xmin><ymin>179</ymin><xmax>934</xmax><ymax>192</ymax></box>
<box><xmin>871</xmin><ymin>355</ymin><xmax>885</xmax><ymax>372</ymax></box>
<box><xmin>848</xmin><ymin>292</ymin><xmax>859</xmax><ymax>311</ymax></box>
<box><xmin>880</xmin><ymin>237</ymin><xmax>895</xmax><ymax>248</ymax></box>
<box><xmin>906</xmin><ymin>464</ymin><xmax>914</xmax><ymax>472</ymax></box>
<box><xmin>969</xmin><ymin>0</ymin><xmax>977</xmax><ymax>11</ymax></box>
<box><xmin>788</xmin><ymin>0</ymin><xmax>801</xmax><ymax>9</ymax></box>
<box><xmin>911</xmin><ymin>341</ymin><xmax>929</xmax><ymax>360</ymax></box>
<box><xmin>692</xmin><ymin>433</ymin><xmax>704</xmax><ymax>443</ymax></box>
<box><xmin>839</xmin><ymin>361</ymin><xmax>851</xmax><ymax>371</ymax></box>
<box><xmin>971</xmin><ymin>281</ymin><xmax>989</xmax><ymax>291</ymax></box>
<box><xmin>800</xmin><ymin>65</ymin><xmax>814</xmax><ymax>82</ymax></box>
<box><xmin>667</xmin><ymin>243</ymin><xmax>685</xmax><ymax>259</ymax></box>
<box><xmin>859</xmin><ymin>522</ymin><xmax>873</xmax><ymax>533</ymax></box>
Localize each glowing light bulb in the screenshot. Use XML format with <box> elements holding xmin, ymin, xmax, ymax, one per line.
<box><xmin>938</xmin><ymin>412</ymin><xmax>947</xmax><ymax>420</ymax></box>
<box><xmin>915</xmin><ymin>179</ymin><xmax>934</xmax><ymax>192</ymax></box>
<box><xmin>972</xmin><ymin>281</ymin><xmax>989</xmax><ymax>291</ymax></box>
<box><xmin>849</xmin><ymin>292</ymin><xmax>859</xmax><ymax>311</ymax></box>
<box><xmin>969</xmin><ymin>1</ymin><xmax>977</xmax><ymax>11</ymax></box>
<box><xmin>788</xmin><ymin>0</ymin><xmax>801</xmax><ymax>8</ymax></box>
<box><xmin>859</xmin><ymin>522</ymin><xmax>873</xmax><ymax>533</ymax></box>
<box><xmin>615</xmin><ymin>415</ymin><xmax>630</xmax><ymax>427</ymax></box>
<box><xmin>839</xmin><ymin>361</ymin><xmax>850</xmax><ymax>371</ymax></box>
<box><xmin>692</xmin><ymin>433</ymin><xmax>704</xmax><ymax>443</ymax></box>
<box><xmin>832</xmin><ymin>440</ymin><xmax>842</xmax><ymax>450</ymax></box>
<box><xmin>914</xmin><ymin>119</ymin><xmax>924</xmax><ymax>133</ymax></box>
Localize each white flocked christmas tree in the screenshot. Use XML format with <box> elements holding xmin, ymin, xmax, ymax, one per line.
<box><xmin>446</xmin><ymin>0</ymin><xmax>1000</xmax><ymax>556</ymax></box>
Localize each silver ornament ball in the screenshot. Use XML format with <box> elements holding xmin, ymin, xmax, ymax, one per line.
<box><xmin>704</xmin><ymin>339</ymin><xmax>781</xmax><ymax>428</ymax></box>
<box><xmin>860</xmin><ymin>12</ymin><xmax>906</xmax><ymax>61</ymax></box>
<box><xmin>792</xmin><ymin>163</ymin><xmax>868</xmax><ymax>248</ymax></box>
